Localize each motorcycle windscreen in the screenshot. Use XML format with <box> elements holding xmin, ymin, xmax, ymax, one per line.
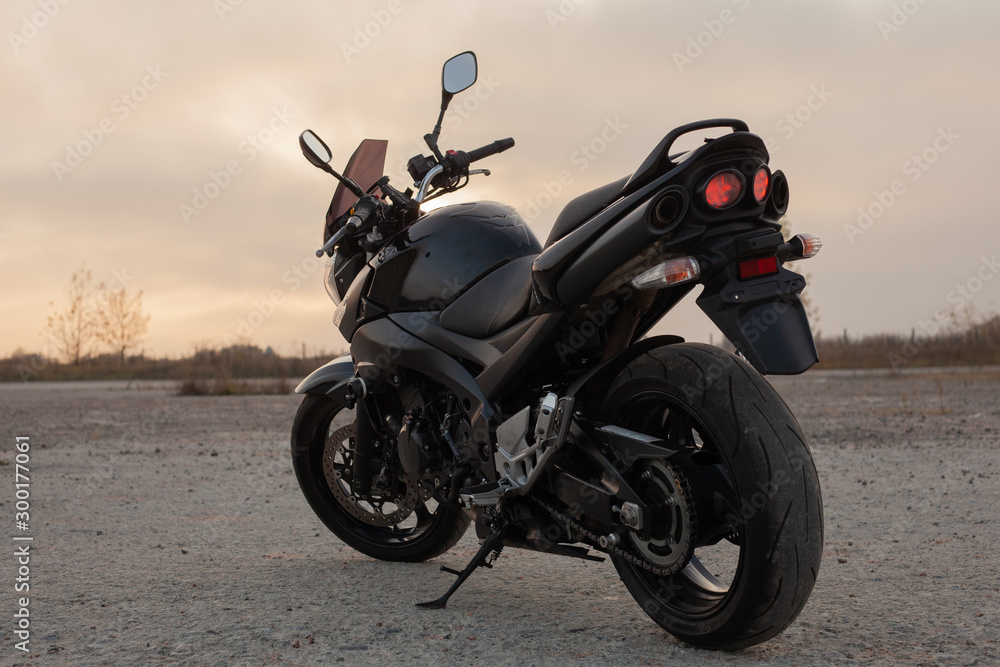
<box><xmin>325</xmin><ymin>139</ymin><xmax>388</xmax><ymax>239</ymax></box>
<box><xmin>696</xmin><ymin>266</ymin><xmax>818</xmax><ymax>375</ymax></box>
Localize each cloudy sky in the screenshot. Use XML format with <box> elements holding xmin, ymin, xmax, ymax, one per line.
<box><xmin>3</xmin><ymin>1</ymin><xmax>998</xmax><ymax>359</ymax></box>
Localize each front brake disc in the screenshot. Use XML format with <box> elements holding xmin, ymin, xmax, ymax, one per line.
<box><xmin>322</xmin><ymin>423</ymin><xmax>420</xmax><ymax>527</ymax></box>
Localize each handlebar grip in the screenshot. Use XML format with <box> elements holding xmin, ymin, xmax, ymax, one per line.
<box><xmin>345</xmin><ymin>198</ymin><xmax>376</xmax><ymax>232</ymax></box>
<box><xmin>344</xmin><ymin>215</ymin><xmax>362</xmax><ymax>233</ymax></box>
<box><xmin>466</xmin><ymin>138</ymin><xmax>515</xmax><ymax>163</ymax></box>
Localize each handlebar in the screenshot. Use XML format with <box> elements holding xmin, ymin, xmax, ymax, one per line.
<box><xmin>466</xmin><ymin>137</ymin><xmax>515</xmax><ymax>163</ymax></box>
<box><xmin>441</xmin><ymin>138</ymin><xmax>515</xmax><ymax>176</ymax></box>
<box><xmin>314</xmin><ymin>196</ymin><xmax>379</xmax><ymax>257</ymax></box>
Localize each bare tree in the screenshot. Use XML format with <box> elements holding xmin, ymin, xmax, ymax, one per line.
<box><xmin>93</xmin><ymin>286</ymin><xmax>150</xmax><ymax>365</ymax></box>
<box><xmin>43</xmin><ymin>266</ymin><xmax>94</xmax><ymax>365</ymax></box>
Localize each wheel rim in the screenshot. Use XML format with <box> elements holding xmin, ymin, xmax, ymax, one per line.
<box><xmin>614</xmin><ymin>389</ymin><xmax>743</xmax><ymax>619</ymax></box>
<box><xmin>314</xmin><ymin>403</ymin><xmax>447</xmax><ymax>548</ymax></box>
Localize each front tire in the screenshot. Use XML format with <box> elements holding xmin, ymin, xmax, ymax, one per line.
<box><xmin>291</xmin><ymin>394</ymin><xmax>470</xmax><ymax>562</ymax></box>
<box><xmin>601</xmin><ymin>343</ymin><xmax>823</xmax><ymax>649</ymax></box>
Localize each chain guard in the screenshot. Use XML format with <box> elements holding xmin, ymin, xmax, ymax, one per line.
<box><xmin>322</xmin><ymin>423</ymin><xmax>421</xmax><ymax>528</ymax></box>
<box><xmin>532</xmin><ymin>459</ymin><xmax>696</xmax><ymax>577</ymax></box>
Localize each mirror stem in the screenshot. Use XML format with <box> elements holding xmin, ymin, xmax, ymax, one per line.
<box><xmin>424</xmin><ymin>92</ymin><xmax>453</xmax><ymax>161</ymax></box>
<box><xmin>322</xmin><ymin>163</ymin><xmax>366</xmax><ymax>198</ymax></box>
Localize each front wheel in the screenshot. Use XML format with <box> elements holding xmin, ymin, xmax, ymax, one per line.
<box><xmin>291</xmin><ymin>394</ymin><xmax>470</xmax><ymax>562</ymax></box>
<box><xmin>601</xmin><ymin>343</ymin><xmax>823</xmax><ymax>650</ymax></box>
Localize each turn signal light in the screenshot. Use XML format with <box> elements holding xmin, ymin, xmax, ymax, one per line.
<box><xmin>631</xmin><ymin>257</ymin><xmax>701</xmax><ymax>290</ymax></box>
<box><xmin>704</xmin><ymin>171</ymin><xmax>743</xmax><ymax>209</ymax></box>
<box><xmin>753</xmin><ymin>167</ymin><xmax>770</xmax><ymax>202</ymax></box>
<box><xmin>793</xmin><ymin>233</ymin><xmax>822</xmax><ymax>258</ymax></box>
<box><xmin>739</xmin><ymin>256</ymin><xmax>778</xmax><ymax>280</ymax></box>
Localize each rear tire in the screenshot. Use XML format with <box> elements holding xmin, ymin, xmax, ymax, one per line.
<box><xmin>291</xmin><ymin>394</ymin><xmax>470</xmax><ymax>562</ymax></box>
<box><xmin>601</xmin><ymin>343</ymin><xmax>823</xmax><ymax>649</ymax></box>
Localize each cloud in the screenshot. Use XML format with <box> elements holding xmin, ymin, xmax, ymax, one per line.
<box><xmin>3</xmin><ymin>0</ymin><xmax>999</xmax><ymax>356</ymax></box>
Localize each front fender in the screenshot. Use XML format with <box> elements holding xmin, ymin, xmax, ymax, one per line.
<box><xmin>295</xmin><ymin>353</ymin><xmax>354</xmax><ymax>394</ymax></box>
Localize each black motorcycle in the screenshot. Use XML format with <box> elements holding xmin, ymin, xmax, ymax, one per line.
<box><xmin>291</xmin><ymin>51</ymin><xmax>824</xmax><ymax>649</ymax></box>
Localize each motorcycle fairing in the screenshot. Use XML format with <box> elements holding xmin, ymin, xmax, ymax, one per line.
<box><xmin>325</xmin><ymin>139</ymin><xmax>388</xmax><ymax>240</ymax></box>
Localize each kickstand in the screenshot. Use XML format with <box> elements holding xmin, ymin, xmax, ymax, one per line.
<box><xmin>416</xmin><ymin>527</ymin><xmax>504</xmax><ymax>609</ymax></box>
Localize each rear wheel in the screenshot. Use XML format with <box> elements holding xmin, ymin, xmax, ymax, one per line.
<box><xmin>291</xmin><ymin>394</ymin><xmax>470</xmax><ymax>562</ymax></box>
<box><xmin>601</xmin><ymin>343</ymin><xmax>823</xmax><ymax>649</ymax></box>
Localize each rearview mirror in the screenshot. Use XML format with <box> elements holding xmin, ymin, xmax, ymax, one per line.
<box><xmin>442</xmin><ymin>51</ymin><xmax>477</xmax><ymax>95</ymax></box>
<box><xmin>299</xmin><ymin>130</ymin><xmax>333</xmax><ymax>168</ymax></box>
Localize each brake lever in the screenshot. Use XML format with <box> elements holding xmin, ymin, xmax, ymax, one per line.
<box><xmin>315</xmin><ymin>225</ymin><xmax>348</xmax><ymax>258</ymax></box>
<box><xmin>468</xmin><ymin>168</ymin><xmax>491</xmax><ymax>177</ymax></box>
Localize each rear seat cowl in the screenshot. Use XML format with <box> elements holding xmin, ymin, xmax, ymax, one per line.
<box><xmin>543</xmin><ymin>175</ymin><xmax>630</xmax><ymax>247</ymax></box>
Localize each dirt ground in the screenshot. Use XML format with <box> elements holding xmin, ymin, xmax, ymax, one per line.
<box><xmin>1</xmin><ymin>368</ymin><xmax>998</xmax><ymax>666</ymax></box>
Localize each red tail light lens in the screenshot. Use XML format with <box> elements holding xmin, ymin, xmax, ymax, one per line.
<box><xmin>704</xmin><ymin>171</ymin><xmax>743</xmax><ymax>209</ymax></box>
<box><xmin>739</xmin><ymin>256</ymin><xmax>778</xmax><ymax>280</ymax></box>
<box><xmin>753</xmin><ymin>167</ymin><xmax>770</xmax><ymax>202</ymax></box>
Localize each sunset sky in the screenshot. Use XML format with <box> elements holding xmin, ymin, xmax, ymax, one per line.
<box><xmin>3</xmin><ymin>1</ymin><xmax>998</xmax><ymax>359</ymax></box>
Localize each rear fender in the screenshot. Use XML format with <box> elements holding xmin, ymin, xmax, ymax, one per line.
<box><xmin>696</xmin><ymin>265</ymin><xmax>817</xmax><ymax>375</ymax></box>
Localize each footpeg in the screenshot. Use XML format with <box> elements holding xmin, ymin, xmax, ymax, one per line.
<box><xmin>493</xmin><ymin>394</ymin><xmax>575</xmax><ymax>494</ymax></box>
<box><xmin>458</xmin><ymin>478</ymin><xmax>518</xmax><ymax>509</ymax></box>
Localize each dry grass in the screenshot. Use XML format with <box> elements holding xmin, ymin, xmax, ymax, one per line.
<box><xmin>1</xmin><ymin>344</ymin><xmax>341</xmax><ymax>384</ymax></box>
<box><xmin>176</xmin><ymin>377</ymin><xmax>292</xmax><ymax>396</ymax></box>
<box><xmin>815</xmin><ymin>315</ymin><xmax>1000</xmax><ymax>371</ymax></box>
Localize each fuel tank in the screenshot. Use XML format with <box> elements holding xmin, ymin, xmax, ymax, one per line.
<box><xmin>366</xmin><ymin>201</ymin><xmax>541</xmax><ymax>312</ymax></box>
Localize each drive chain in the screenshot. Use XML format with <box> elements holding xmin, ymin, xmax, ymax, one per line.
<box><xmin>530</xmin><ymin>496</ymin><xmax>686</xmax><ymax>577</ymax></box>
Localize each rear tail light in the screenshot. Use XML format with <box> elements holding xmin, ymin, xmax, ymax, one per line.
<box><xmin>792</xmin><ymin>233</ymin><xmax>822</xmax><ymax>259</ymax></box>
<box><xmin>631</xmin><ymin>257</ymin><xmax>701</xmax><ymax>290</ymax></box>
<box><xmin>738</xmin><ymin>256</ymin><xmax>779</xmax><ymax>280</ymax></box>
<box><xmin>704</xmin><ymin>171</ymin><xmax>743</xmax><ymax>209</ymax></box>
<box><xmin>753</xmin><ymin>167</ymin><xmax>770</xmax><ymax>202</ymax></box>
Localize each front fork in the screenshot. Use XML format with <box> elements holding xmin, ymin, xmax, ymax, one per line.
<box><xmin>352</xmin><ymin>394</ymin><xmax>380</xmax><ymax>496</ymax></box>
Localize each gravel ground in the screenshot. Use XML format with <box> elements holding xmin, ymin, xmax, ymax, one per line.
<box><xmin>1</xmin><ymin>369</ymin><xmax>998</xmax><ymax>666</ymax></box>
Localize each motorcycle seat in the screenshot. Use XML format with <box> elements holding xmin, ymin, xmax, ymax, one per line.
<box><xmin>439</xmin><ymin>255</ymin><xmax>536</xmax><ymax>338</ymax></box>
<box><xmin>543</xmin><ymin>175</ymin><xmax>630</xmax><ymax>247</ymax></box>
